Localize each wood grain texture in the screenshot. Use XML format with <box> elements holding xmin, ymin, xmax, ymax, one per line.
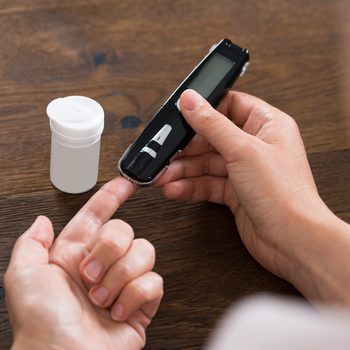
<box><xmin>1</xmin><ymin>0</ymin><xmax>350</xmax><ymax>349</ymax></box>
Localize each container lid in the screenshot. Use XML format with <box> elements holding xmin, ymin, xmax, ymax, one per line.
<box><xmin>47</xmin><ymin>96</ymin><xmax>104</xmax><ymax>139</ymax></box>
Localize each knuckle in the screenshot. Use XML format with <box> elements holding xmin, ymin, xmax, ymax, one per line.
<box><xmin>99</xmin><ymin>236</ymin><xmax>124</xmax><ymax>256</ymax></box>
<box><xmin>99</xmin><ymin>219</ymin><xmax>134</xmax><ymax>254</ymax></box>
<box><xmin>132</xmin><ymin>273</ymin><xmax>164</xmax><ymax>302</ymax></box>
<box><xmin>107</xmin><ymin>219</ymin><xmax>134</xmax><ymax>237</ymax></box>
<box><xmin>99</xmin><ymin>182</ymin><xmax>121</xmax><ymax>208</ymax></box>
<box><xmin>284</xmin><ymin>115</ymin><xmax>299</xmax><ymax>130</ymax></box>
<box><xmin>116</xmin><ymin>263</ymin><xmax>134</xmax><ymax>281</ymax></box>
<box><xmin>251</xmin><ymin>104</ymin><xmax>273</xmax><ymax>123</ymax></box>
<box><xmin>275</xmin><ymin>115</ymin><xmax>301</xmax><ymax>142</ymax></box>
<box><xmin>204</xmin><ymin>115</ymin><xmax>224</xmax><ymax>131</ymax></box>
<box><xmin>100</xmin><ymin>181</ymin><xmax>117</xmax><ymax>197</ymax></box>
<box><xmin>198</xmin><ymin>106</ymin><xmax>224</xmax><ymax>132</ymax></box>
<box><xmin>133</xmin><ymin>283</ymin><xmax>148</xmax><ymax>301</ymax></box>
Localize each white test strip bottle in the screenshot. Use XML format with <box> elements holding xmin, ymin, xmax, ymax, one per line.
<box><xmin>47</xmin><ymin>96</ymin><xmax>104</xmax><ymax>194</ymax></box>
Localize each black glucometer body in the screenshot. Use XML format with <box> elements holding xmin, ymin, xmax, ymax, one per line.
<box><xmin>119</xmin><ymin>38</ymin><xmax>249</xmax><ymax>186</ymax></box>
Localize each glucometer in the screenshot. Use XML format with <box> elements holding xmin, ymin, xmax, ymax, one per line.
<box><xmin>119</xmin><ymin>38</ymin><xmax>249</xmax><ymax>186</ymax></box>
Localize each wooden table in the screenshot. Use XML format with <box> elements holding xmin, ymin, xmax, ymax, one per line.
<box><xmin>1</xmin><ymin>1</ymin><xmax>350</xmax><ymax>348</ymax></box>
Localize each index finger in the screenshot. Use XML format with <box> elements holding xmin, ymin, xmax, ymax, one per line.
<box><xmin>59</xmin><ymin>177</ymin><xmax>136</xmax><ymax>242</ymax></box>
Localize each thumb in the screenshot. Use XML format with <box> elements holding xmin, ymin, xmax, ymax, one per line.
<box><xmin>8</xmin><ymin>215</ymin><xmax>54</xmax><ymax>271</ymax></box>
<box><xmin>180</xmin><ymin>89</ymin><xmax>251</xmax><ymax>162</ymax></box>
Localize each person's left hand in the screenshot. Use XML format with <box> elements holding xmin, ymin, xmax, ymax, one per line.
<box><xmin>4</xmin><ymin>177</ymin><xmax>163</xmax><ymax>350</ymax></box>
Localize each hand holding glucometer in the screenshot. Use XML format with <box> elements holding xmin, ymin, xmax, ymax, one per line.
<box><xmin>119</xmin><ymin>38</ymin><xmax>249</xmax><ymax>186</ymax></box>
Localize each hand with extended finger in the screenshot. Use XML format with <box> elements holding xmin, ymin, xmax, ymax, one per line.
<box><xmin>5</xmin><ymin>177</ymin><xmax>163</xmax><ymax>350</ymax></box>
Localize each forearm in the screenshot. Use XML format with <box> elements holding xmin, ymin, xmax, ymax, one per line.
<box><xmin>285</xmin><ymin>201</ymin><xmax>350</xmax><ymax>304</ymax></box>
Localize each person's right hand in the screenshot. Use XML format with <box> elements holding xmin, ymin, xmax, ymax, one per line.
<box><xmin>157</xmin><ymin>89</ymin><xmax>343</xmax><ymax>301</ymax></box>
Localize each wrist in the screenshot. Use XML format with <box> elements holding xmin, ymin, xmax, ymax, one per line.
<box><xmin>282</xmin><ymin>198</ymin><xmax>350</xmax><ymax>303</ymax></box>
<box><xmin>12</xmin><ymin>325</ymin><xmax>87</xmax><ymax>350</ymax></box>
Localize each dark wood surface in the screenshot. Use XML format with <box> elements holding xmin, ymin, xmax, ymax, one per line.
<box><xmin>1</xmin><ymin>1</ymin><xmax>350</xmax><ymax>349</ymax></box>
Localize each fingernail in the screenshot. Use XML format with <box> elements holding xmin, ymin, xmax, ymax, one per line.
<box><xmin>84</xmin><ymin>260</ymin><xmax>103</xmax><ymax>281</ymax></box>
<box><xmin>90</xmin><ymin>286</ymin><xmax>109</xmax><ymax>306</ymax></box>
<box><xmin>182</xmin><ymin>89</ymin><xmax>205</xmax><ymax>111</ymax></box>
<box><xmin>111</xmin><ymin>303</ymin><xmax>124</xmax><ymax>321</ymax></box>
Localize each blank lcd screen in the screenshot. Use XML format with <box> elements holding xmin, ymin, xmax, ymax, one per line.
<box><xmin>187</xmin><ymin>53</ymin><xmax>235</xmax><ymax>98</ymax></box>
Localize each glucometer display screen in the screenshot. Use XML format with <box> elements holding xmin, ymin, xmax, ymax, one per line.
<box><xmin>187</xmin><ymin>53</ymin><xmax>235</xmax><ymax>98</ymax></box>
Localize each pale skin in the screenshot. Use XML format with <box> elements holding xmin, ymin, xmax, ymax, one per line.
<box><xmin>158</xmin><ymin>89</ymin><xmax>350</xmax><ymax>304</ymax></box>
<box><xmin>4</xmin><ymin>89</ymin><xmax>350</xmax><ymax>349</ymax></box>
<box><xmin>4</xmin><ymin>178</ymin><xmax>163</xmax><ymax>350</ymax></box>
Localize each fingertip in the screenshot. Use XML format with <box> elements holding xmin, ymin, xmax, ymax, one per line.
<box><xmin>10</xmin><ymin>215</ymin><xmax>55</xmax><ymax>269</ymax></box>
<box><xmin>103</xmin><ymin>176</ymin><xmax>136</xmax><ymax>201</ymax></box>
<box><xmin>116</xmin><ymin>176</ymin><xmax>137</xmax><ymax>196</ymax></box>
<box><xmin>27</xmin><ymin>215</ymin><xmax>54</xmax><ymax>247</ymax></box>
<box><xmin>32</xmin><ymin>215</ymin><xmax>53</xmax><ymax>229</ymax></box>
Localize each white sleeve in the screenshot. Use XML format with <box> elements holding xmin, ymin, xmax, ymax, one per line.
<box><xmin>205</xmin><ymin>295</ymin><xmax>350</xmax><ymax>350</ymax></box>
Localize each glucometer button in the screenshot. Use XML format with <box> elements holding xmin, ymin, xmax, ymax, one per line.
<box><xmin>175</xmin><ymin>99</ymin><xmax>181</xmax><ymax>111</ymax></box>
<box><xmin>208</xmin><ymin>41</ymin><xmax>219</xmax><ymax>53</ymax></box>
<box><xmin>240</xmin><ymin>62</ymin><xmax>250</xmax><ymax>77</ymax></box>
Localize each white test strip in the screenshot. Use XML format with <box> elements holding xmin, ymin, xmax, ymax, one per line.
<box><xmin>141</xmin><ymin>146</ymin><xmax>157</xmax><ymax>158</ymax></box>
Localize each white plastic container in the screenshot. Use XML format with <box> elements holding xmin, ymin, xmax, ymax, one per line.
<box><xmin>47</xmin><ymin>96</ymin><xmax>104</xmax><ymax>194</ymax></box>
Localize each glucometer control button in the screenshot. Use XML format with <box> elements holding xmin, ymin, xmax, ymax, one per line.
<box><xmin>208</xmin><ymin>41</ymin><xmax>219</xmax><ymax>53</ymax></box>
<box><xmin>175</xmin><ymin>98</ymin><xmax>181</xmax><ymax>111</ymax></box>
<box><xmin>240</xmin><ymin>62</ymin><xmax>250</xmax><ymax>77</ymax></box>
